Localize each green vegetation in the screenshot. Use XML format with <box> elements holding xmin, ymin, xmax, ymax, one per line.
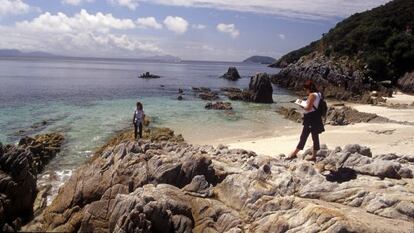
<box><xmin>272</xmin><ymin>0</ymin><xmax>414</xmax><ymax>82</ymax></box>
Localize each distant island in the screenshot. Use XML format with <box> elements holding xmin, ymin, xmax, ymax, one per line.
<box><xmin>0</xmin><ymin>49</ymin><xmax>182</xmax><ymax>63</ymax></box>
<box><xmin>0</xmin><ymin>49</ymin><xmax>60</xmax><ymax>58</ymax></box>
<box><xmin>243</xmin><ymin>56</ymin><xmax>276</xmax><ymax>64</ymax></box>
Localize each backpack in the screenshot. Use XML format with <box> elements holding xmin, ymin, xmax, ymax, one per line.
<box><xmin>315</xmin><ymin>93</ymin><xmax>328</xmax><ymax>120</ymax></box>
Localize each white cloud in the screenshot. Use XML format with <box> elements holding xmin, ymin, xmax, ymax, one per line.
<box><xmin>192</xmin><ymin>24</ymin><xmax>206</xmax><ymax>30</ymax></box>
<box><xmin>4</xmin><ymin>10</ymin><xmax>163</xmax><ymax>56</ymax></box>
<box><xmin>163</xmin><ymin>16</ymin><xmax>188</xmax><ymax>34</ymax></box>
<box><xmin>16</xmin><ymin>9</ymin><xmax>135</xmax><ymax>33</ymax></box>
<box><xmin>0</xmin><ymin>0</ymin><xmax>30</xmax><ymax>16</ymax></box>
<box><xmin>135</xmin><ymin>0</ymin><xmax>391</xmax><ymax>20</ymax></box>
<box><xmin>109</xmin><ymin>0</ymin><xmax>139</xmax><ymax>10</ymax></box>
<box><xmin>217</xmin><ymin>23</ymin><xmax>239</xmax><ymax>38</ymax></box>
<box><xmin>278</xmin><ymin>34</ymin><xmax>286</xmax><ymax>40</ymax></box>
<box><xmin>62</xmin><ymin>0</ymin><xmax>94</xmax><ymax>6</ymax></box>
<box><xmin>136</xmin><ymin>17</ymin><xmax>162</xmax><ymax>29</ymax></box>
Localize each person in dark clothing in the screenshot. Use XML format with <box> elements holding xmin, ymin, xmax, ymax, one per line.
<box><xmin>288</xmin><ymin>80</ymin><xmax>325</xmax><ymax>161</ymax></box>
<box><xmin>132</xmin><ymin>102</ymin><xmax>145</xmax><ymax>139</ymax></box>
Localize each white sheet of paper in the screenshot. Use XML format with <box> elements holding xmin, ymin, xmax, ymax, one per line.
<box><xmin>294</xmin><ymin>99</ymin><xmax>307</xmax><ymax>108</ymax></box>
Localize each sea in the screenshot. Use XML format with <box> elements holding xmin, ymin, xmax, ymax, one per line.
<box><xmin>0</xmin><ymin>56</ymin><xmax>297</xmax><ymax>201</ymax></box>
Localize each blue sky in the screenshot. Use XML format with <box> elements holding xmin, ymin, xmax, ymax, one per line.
<box><xmin>0</xmin><ymin>0</ymin><xmax>391</xmax><ymax>61</ymax></box>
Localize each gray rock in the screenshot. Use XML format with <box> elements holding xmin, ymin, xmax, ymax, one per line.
<box><xmin>220</xmin><ymin>67</ymin><xmax>241</xmax><ymax>81</ymax></box>
<box><xmin>249</xmin><ymin>73</ymin><xmax>273</xmax><ymax>103</ymax></box>
<box><xmin>29</xmin><ymin>141</ymin><xmax>414</xmax><ymax>233</ymax></box>
<box><xmin>205</xmin><ymin>102</ymin><xmax>233</xmax><ymax>110</ymax></box>
<box><xmin>398</xmin><ymin>71</ymin><xmax>414</xmax><ymax>94</ymax></box>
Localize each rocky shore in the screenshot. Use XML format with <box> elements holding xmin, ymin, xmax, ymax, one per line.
<box><xmin>0</xmin><ymin>133</ymin><xmax>64</xmax><ymax>231</ymax></box>
<box><xmin>22</xmin><ymin>137</ymin><xmax>414</xmax><ymax>232</ymax></box>
<box><xmin>271</xmin><ymin>52</ymin><xmax>393</xmax><ymax>103</ymax></box>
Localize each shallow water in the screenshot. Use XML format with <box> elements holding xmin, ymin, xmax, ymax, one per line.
<box><xmin>0</xmin><ymin>57</ymin><xmax>296</xmax><ymax>198</ymax></box>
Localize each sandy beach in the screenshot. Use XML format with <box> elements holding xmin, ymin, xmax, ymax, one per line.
<box><xmin>226</xmin><ymin>92</ymin><xmax>414</xmax><ymax>156</ymax></box>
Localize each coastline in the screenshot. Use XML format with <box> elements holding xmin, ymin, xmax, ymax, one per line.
<box><xmin>223</xmin><ymin>92</ymin><xmax>414</xmax><ymax>156</ymax></box>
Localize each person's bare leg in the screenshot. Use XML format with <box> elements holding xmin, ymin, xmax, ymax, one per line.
<box><xmin>287</xmin><ymin>148</ymin><xmax>300</xmax><ymax>159</ymax></box>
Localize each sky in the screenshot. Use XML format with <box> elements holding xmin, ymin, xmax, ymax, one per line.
<box><xmin>0</xmin><ymin>0</ymin><xmax>391</xmax><ymax>61</ymax></box>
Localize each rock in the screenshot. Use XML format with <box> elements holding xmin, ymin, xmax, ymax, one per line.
<box><xmin>220</xmin><ymin>87</ymin><xmax>243</xmax><ymax>93</ymax></box>
<box><xmin>198</xmin><ymin>91</ymin><xmax>219</xmax><ymax>101</ymax></box>
<box><xmin>398</xmin><ymin>71</ymin><xmax>414</xmax><ymax>94</ymax></box>
<box><xmin>249</xmin><ymin>73</ymin><xmax>273</xmax><ymax>103</ymax></box>
<box><xmin>192</xmin><ymin>87</ymin><xmax>211</xmax><ymax>92</ymax></box>
<box><xmin>0</xmin><ymin>144</ymin><xmax>37</xmax><ymax>231</ymax></box>
<box><xmin>18</xmin><ymin>133</ymin><xmax>65</xmax><ymax>173</ymax></box>
<box><xmin>224</xmin><ymin>90</ymin><xmax>251</xmax><ymax>101</ymax></box>
<box><xmin>205</xmin><ymin>102</ymin><xmax>233</xmax><ymax>110</ymax></box>
<box><xmin>326</xmin><ymin>106</ymin><xmax>387</xmax><ymax>125</ymax></box>
<box><xmin>220</xmin><ymin>67</ymin><xmax>241</xmax><ymax>81</ymax></box>
<box><xmin>182</xmin><ymin>175</ymin><xmax>213</xmax><ymax>197</ymax></box>
<box><xmin>271</xmin><ymin>52</ymin><xmax>393</xmax><ymax>102</ymax></box>
<box><xmin>26</xmin><ymin>140</ymin><xmax>414</xmax><ymax>232</ymax></box>
<box><xmin>276</xmin><ymin>107</ymin><xmax>303</xmax><ymax>123</ymax></box>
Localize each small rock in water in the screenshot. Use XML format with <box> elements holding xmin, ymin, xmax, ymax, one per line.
<box><xmin>220</xmin><ymin>67</ymin><xmax>241</xmax><ymax>81</ymax></box>
<box><xmin>205</xmin><ymin>101</ymin><xmax>233</xmax><ymax>110</ymax></box>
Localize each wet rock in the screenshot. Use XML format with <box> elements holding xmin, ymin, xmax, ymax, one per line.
<box><xmin>220</xmin><ymin>87</ymin><xmax>243</xmax><ymax>93</ymax></box>
<box><xmin>224</xmin><ymin>89</ymin><xmax>251</xmax><ymax>101</ymax></box>
<box><xmin>192</xmin><ymin>87</ymin><xmax>211</xmax><ymax>92</ymax></box>
<box><xmin>198</xmin><ymin>91</ymin><xmax>219</xmax><ymax>101</ymax></box>
<box><xmin>249</xmin><ymin>73</ymin><xmax>273</xmax><ymax>103</ymax></box>
<box><xmin>18</xmin><ymin>133</ymin><xmax>65</xmax><ymax>173</ymax></box>
<box><xmin>220</xmin><ymin>67</ymin><xmax>241</xmax><ymax>81</ymax></box>
<box><xmin>205</xmin><ymin>102</ymin><xmax>233</xmax><ymax>110</ymax></box>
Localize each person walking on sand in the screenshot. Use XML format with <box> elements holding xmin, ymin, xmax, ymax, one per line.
<box><xmin>132</xmin><ymin>102</ymin><xmax>145</xmax><ymax>140</ymax></box>
<box><xmin>288</xmin><ymin>80</ymin><xmax>325</xmax><ymax>161</ymax></box>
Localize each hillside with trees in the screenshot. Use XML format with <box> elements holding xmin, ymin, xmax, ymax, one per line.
<box><xmin>271</xmin><ymin>0</ymin><xmax>414</xmax><ymax>83</ymax></box>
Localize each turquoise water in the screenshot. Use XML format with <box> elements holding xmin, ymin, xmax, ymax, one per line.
<box><xmin>0</xmin><ymin>57</ymin><xmax>296</xmax><ymax>193</ymax></box>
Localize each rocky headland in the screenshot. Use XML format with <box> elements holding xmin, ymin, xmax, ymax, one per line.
<box><xmin>271</xmin><ymin>52</ymin><xmax>392</xmax><ymax>103</ymax></box>
<box><xmin>21</xmin><ymin>136</ymin><xmax>414</xmax><ymax>232</ymax></box>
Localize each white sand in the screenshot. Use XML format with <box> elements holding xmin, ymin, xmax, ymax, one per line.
<box><xmin>225</xmin><ymin>92</ymin><xmax>414</xmax><ymax>156</ymax></box>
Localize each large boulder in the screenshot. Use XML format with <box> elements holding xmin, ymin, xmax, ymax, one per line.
<box><xmin>220</xmin><ymin>67</ymin><xmax>241</xmax><ymax>81</ymax></box>
<box><xmin>249</xmin><ymin>73</ymin><xmax>273</xmax><ymax>103</ymax></box>
<box><xmin>398</xmin><ymin>71</ymin><xmax>414</xmax><ymax>93</ymax></box>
